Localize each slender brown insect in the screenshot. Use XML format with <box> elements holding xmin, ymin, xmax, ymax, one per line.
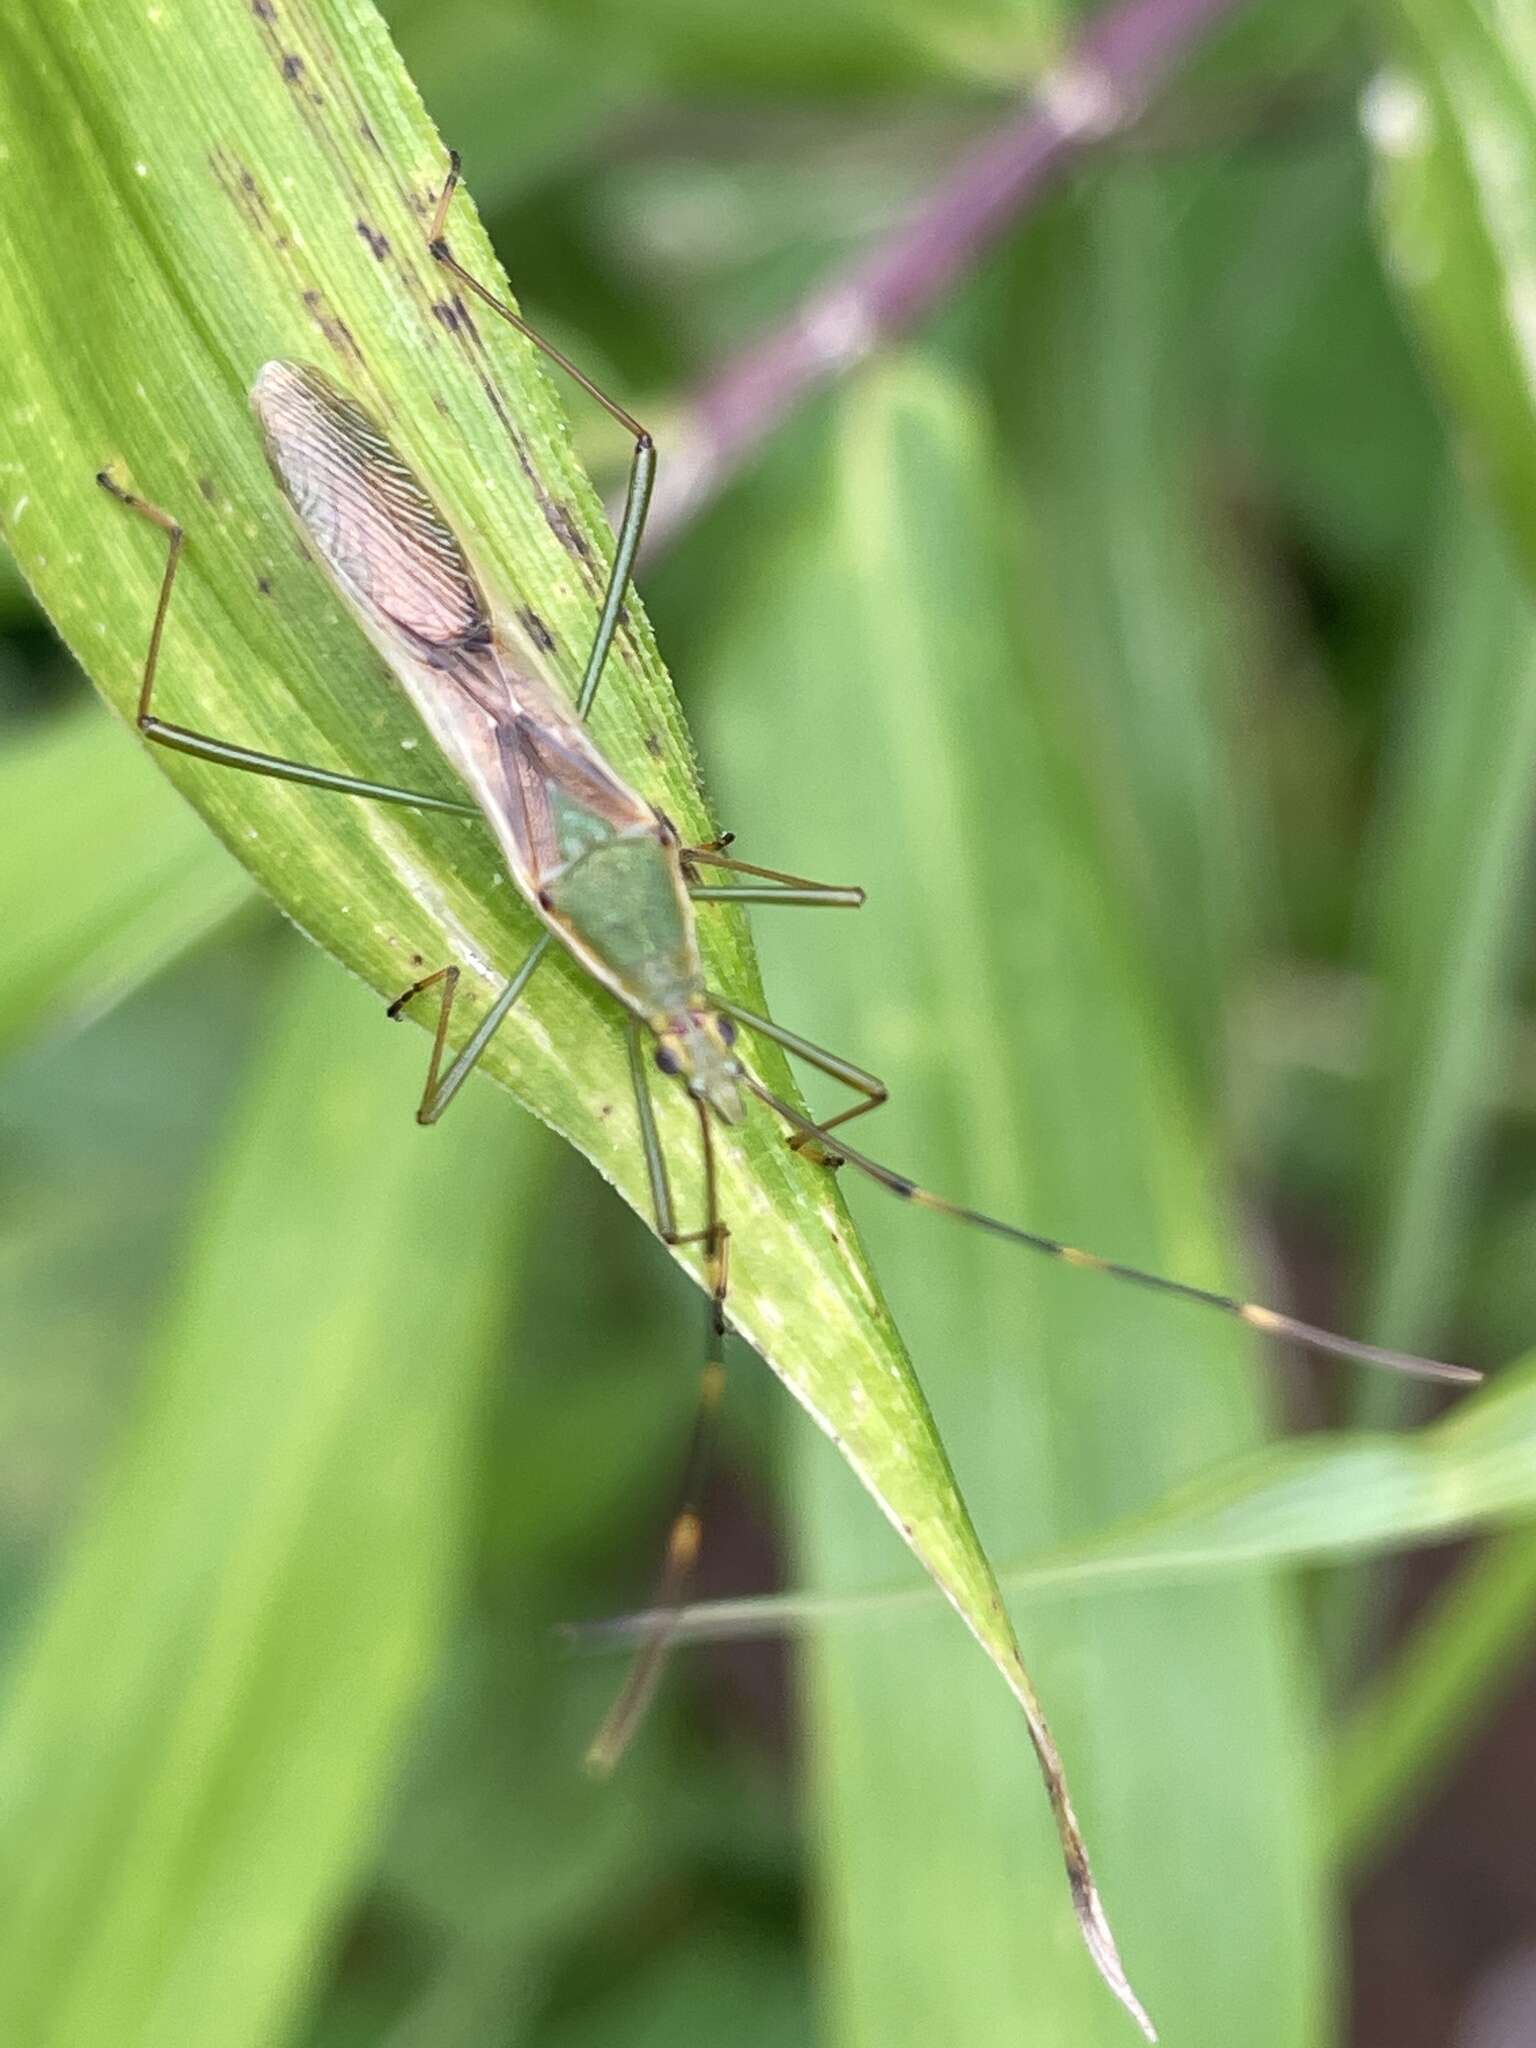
<box><xmin>99</xmin><ymin>150</ymin><xmax>1479</xmax><ymax>2041</ymax></box>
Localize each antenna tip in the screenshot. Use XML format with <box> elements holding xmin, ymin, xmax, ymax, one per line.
<box><xmin>1238</xmin><ymin>1302</ymin><xmax>1483</xmax><ymax>1385</ymax></box>
<box><xmin>582</xmin><ymin>1740</ymin><xmax>618</xmax><ymax>1782</ymax></box>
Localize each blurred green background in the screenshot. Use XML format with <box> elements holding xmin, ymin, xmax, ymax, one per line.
<box><xmin>5</xmin><ymin>0</ymin><xmax>1536</xmax><ymax>2044</ymax></box>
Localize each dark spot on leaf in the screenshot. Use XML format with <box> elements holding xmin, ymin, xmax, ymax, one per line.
<box><xmin>281</xmin><ymin>52</ymin><xmax>304</xmax><ymax>81</ymax></box>
<box><xmin>358</xmin><ymin>117</ymin><xmax>381</xmax><ymax>152</ymax></box>
<box><xmin>616</xmin><ymin>602</ymin><xmax>630</xmax><ymax>627</ymax></box>
<box><xmin>432</xmin><ymin>394</ymin><xmax>451</xmax><ymax>417</ymax></box>
<box><xmin>516</xmin><ymin>606</ymin><xmax>555</xmax><ymax>653</ymax></box>
<box><xmin>545</xmin><ymin>501</ymin><xmax>590</xmax><ymax>559</ymax></box>
<box><xmin>198</xmin><ymin>477</ymin><xmax>217</xmax><ymax>503</ymax></box>
<box><xmin>644</xmin><ymin>732</ymin><xmax>664</xmax><ymax>759</ymax></box>
<box><xmin>410</xmin><ymin>953</ymin><xmax>423</xmax><ymax>967</ymax></box>
<box><xmin>355</xmin><ymin>219</ymin><xmax>389</xmax><ymax>261</ymax></box>
<box><xmin>256</xmin><ymin>575</ymin><xmax>272</xmax><ymax>596</ymax></box>
<box><xmin>431</xmin><ymin>299</ymin><xmax>461</xmax><ymax>333</ymax></box>
<box><xmin>210</xmin><ymin>151</ymin><xmax>286</xmax><ymax>248</ymax></box>
<box><xmin>301</xmin><ymin>287</ymin><xmax>361</xmax><ymax>363</ymax></box>
<box><xmin>599</xmin><ymin>1103</ymin><xmax>613</xmax><ymax>1119</ymax></box>
<box><xmin>251</xmin><ymin>0</ymin><xmax>276</xmax><ymax>19</ymax></box>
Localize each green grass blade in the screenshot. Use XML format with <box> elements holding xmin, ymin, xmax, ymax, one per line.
<box><xmin>1348</xmin><ymin>5</ymin><xmax>1536</xmax><ymax>1782</ymax></box>
<box><xmin>1330</xmin><ymin>1525</ymin><xmax>1536</xmax><ymax>1867</ymax></box>
<box><xmin>0</xmin><ymin>545</ymin><xmax>30</xmax><ymax>621</ymax></box>
<box><xmin>1032</xmin><ymin>1352</ymin><xmax>1536</xmax><ymax>1584</ymax></box>
<box><xmin>0</xmin><ymin>707</ymin><xmax>254</xmax><ymax>1060</ymax></box>
<box><xmin>0</xmin><ymin>931</ymin><xmax>276</xmax><ymax>1596</ymax></box>
<box><xmin>0</xmin><ymin>0</ymin><xmax>1108</xmax><ymax>1998</ymax></box>
<box><xmin>1334</xmin><ymin>512</ymin><xmax>1536</xmax><ymax>1838</ymax></box>
<box><xmin>995</xmin><ymin>171</ymin><xmax>1264</xmax><ymax>1092</ymax></box>
<box><xmin>597</xmin><ymin>1344</ymin><xmax>1536</xmax><ymax>1644</ymax></box>
<box><xmin>0</xmin><ymin>946</ymin><xmax>517</xmax><ymax>2048</ymax></box>
<box><xmin>1360</xmin><ymin>0</ymin><xmax>1536</xmax><ymax>1394</ymax></box>
<box><xmin>1317</xmin><ymin>490</ymin><xmax>1536</xmax><ymax>1668</ymax></box>
<box><xmin>1367</xmin><ymin>4</ymin><xmax>1536</xmax><ymax>581</ymax></box>
<box><xmin>1354</xmin><ymin>493</ymin><xmax>1536</xmax><ymax>1373</ymax></box>
<box><xmin>704</xmin><ymin>357</ymin><xmax>1320</xmax><ymax>2047</ymax></box>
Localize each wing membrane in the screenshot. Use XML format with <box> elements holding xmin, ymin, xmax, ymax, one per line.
<box><xmin>253</xmin><ymin>359</ymin><xmax>488</xmax><ymax>654</ymax></box>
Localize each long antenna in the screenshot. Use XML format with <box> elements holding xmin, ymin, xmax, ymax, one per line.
<box><xmin>742</xmin><ymin>1078</ymin><xmax>1479</xmax><ymax>1387</ymax></box>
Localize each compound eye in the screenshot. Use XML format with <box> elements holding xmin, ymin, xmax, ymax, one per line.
<box><xmin>655</xmin><ymin>1043</ymin><xmax>682</xmax><ymax>1076</ymax></box>
<box><xmin>717</xmin><ymin>1015</ymin><xmax>737</xmax><ymax>1047</ymax></box>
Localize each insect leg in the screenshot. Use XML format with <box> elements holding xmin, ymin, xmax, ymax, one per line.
<box><xmin>586</xmin><ymin>1040</ymin><xmax>731</xmax><ymax>1773</ymax></box>
<box><xmin>688</xmin><ymin>884</ymin><xmax>864</xmax><ymax>909</ymax></box>
<box><xmin>98</xmin><ymin>472</ymin><xmax>480</xmax><ymax>815</ymax></box>
<box><xmin>388</xmin><ymin>930</ymin><xmax>554</xmax><ymax>1125</ymax></box>
<box><xmin>711</xmin><ymin>994</ymin><xmax>889</xmax><ymax>1144</ymax></box>
<box><xmin>739</xmin><ymin>1071</ymin><xmax>1480</xmax><ymax>1387</ymax></box>
<box><xmin>627</xmin><ymin>1017</ymin><xmax>679</xmax><ymax>1238</ymax></box>
<box><xmin>682</xmin><ymin>844</ymin><xmax>863</xmax><ymax>894</ymax></box>
<box><xmin>427</xmin><ymin>151</ymin><xmax>655</xmax><ymax>722</ymax></box>
<box><xmin>682</xmin><ymin>844</ymin><xmax>864</xmax><ymax>909</ymax></box>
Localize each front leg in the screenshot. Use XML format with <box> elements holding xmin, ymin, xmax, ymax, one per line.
<box><xmin>707</xmin><ymin>993</ymin><xmax>888</xmax><ymax>1155</ymax></box>
<box><xmin>97</xmin><ymin>471</ymin><xmax>480</xmax><ymax>817</ymax></box>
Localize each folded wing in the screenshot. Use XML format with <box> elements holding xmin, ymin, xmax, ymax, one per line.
<box><xmin>253</xmin><ymin>358</ymin><xmax>490</xmax><ymax>658</ymax></box>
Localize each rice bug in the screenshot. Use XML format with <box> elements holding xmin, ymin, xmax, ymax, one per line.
<box><xmin>97</xmin><ymin>148</ymin><xmax>1479</xmax><ymax>2040</ymax></box>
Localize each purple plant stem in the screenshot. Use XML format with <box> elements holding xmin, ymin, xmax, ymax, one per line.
<box><xmin>646</xmin><ymin>0</ymin><xmax>1251</xmax><ymax>555</ymax></box>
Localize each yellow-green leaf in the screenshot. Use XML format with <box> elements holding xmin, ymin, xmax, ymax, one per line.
<box><xmin>1367</xmin><ymin>3</ymin><xmax>1536</xmax><ymax>580</ymax></box>
<box><xmin>702</xmin><ymin>356</ymin><xmax>1320</xmax><ymax>2048</ymax></box>
<box><xmin>0</xmin><ymin>0</ymin><xmax>1143</xmax><ymax>2024</ymax></box>
<box><xmin>0</xmin><ymin>706</ymin><xmax>253</xmax><ymax>1060</ymax></box>
<box><xmin>0</xmin><ymin>948</ymin><xmax>515</xmax><ymax>2048</ymax></box>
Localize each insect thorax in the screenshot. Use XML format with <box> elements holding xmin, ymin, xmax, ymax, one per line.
<box><xmin>543</xmin><ymin>833</ymin><xmax>700</xmax><ymax>1019</ymax></box>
